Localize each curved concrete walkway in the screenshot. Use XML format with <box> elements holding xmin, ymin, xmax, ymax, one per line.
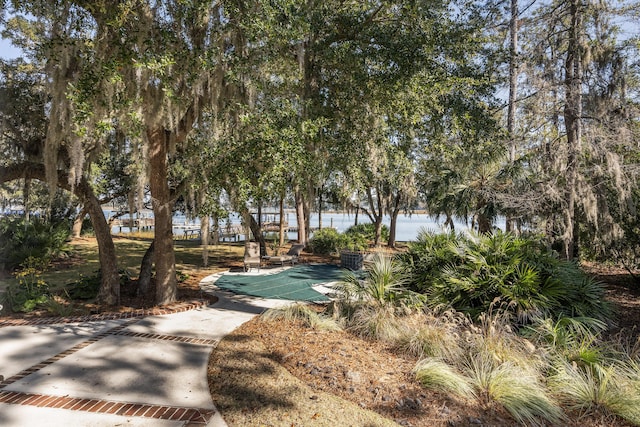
<box><xmin>0</xmin><ymin>273</ymin><xmax>291</xmax><ymax>426</ymax></box>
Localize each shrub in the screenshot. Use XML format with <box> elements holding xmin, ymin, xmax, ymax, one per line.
<box><xmin>309</xmin><ymin>228</ymin><xmax>369</xmax><ymax>254</ymax></box>
<box><xmin>5</xmin><ymin>258</ymin><xmax>51</xmax><ymax>312</ymax></box>
<box><xmin>0</xmin><ymin>216</ymin><xmax>70</xmax><ymax>270</ymax></box>
<box><xmin>309</xmin><ymin>228</ymin><xmax>350</xmax><ymax>255</ymax></box>
<box><xmin>400</xmin><ymin>230</ymin><xmax>611</xmax><ymax>324</ymax></box>
<box><xmin>65</xmin><ymin>269</ymin><xmax>132</xmax><ymax>300</ymax></box>
<box><xmin>65</xmin><ymin>274</ymin><xmax>101</xmax><ymax>300</ymax></box>
<box><xmin>345</xmin><ymin>223</ymin><xmax>389</xmax><ymax>242</ymax></box>
<box><xmin>524</xmin><ymin>315</ymin><xmax>609</xmax><ymax>367</ymax></box>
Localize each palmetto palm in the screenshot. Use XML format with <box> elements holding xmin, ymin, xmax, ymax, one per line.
<box><xmin>335</xmin><ymin>253</ymin><xmax>423</xmax><ymax>308</ymax></box>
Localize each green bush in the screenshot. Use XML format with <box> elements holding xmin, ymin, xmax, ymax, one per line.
<box><xmin>65</xmin><ymin>269</ymin><xmax>133</xmax><ymax>300</ymax></box>
<box><xmin>4</xmin><ymin>258</ymin><xmax>51</xmax><ymax>312</ymax></box>
<box><xmin>0</xmin><ymin>217</ymin><xmax>70</xmax><ymax>270</ymax></box>
<box><xmin>65</xmin><ymin>274</ymin><xmax>101</xmax><ymax>300</ymax></box>
<box><xmin>309</xmin><ymin>228</ymin><xmax>351</xmax><ymax>254</ymax></box>
<box><xmin>400</xmin><ymin>230</ymin><xmax>611</xmax><ymax>323</ymax></box>
<box><xmin>345</xmin><ymin>223</ymin><xmax>389</xmax><ymax>242</ymax></box>
<box><xmin>310</xmin><ymin>225</ymin><xmax>382</xmax><ymax>255</ymax></box>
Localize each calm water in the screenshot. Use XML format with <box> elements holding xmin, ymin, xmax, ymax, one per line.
<box><xmin>106</xmin><ymin>209</ymin><xmax>502</xmax><ymax>242</ymax></box>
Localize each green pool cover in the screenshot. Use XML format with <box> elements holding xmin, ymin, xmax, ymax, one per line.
<box><xmin>214</xmin><ymin>264</ymin><xmax>347</xmax><ymax>302</ymax></box>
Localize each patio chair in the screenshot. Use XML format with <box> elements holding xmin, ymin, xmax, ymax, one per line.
<box><xmin>270</xmin><ymin>243</ymin><xmax>305</xmax><ymax>266</ymax></box>
<box><xmin>284</xmin><ymin>243</ymin><xmax>305</xmax><ymax>265</ymax></box>
<box><xmin>243</xmin><ymin>242</ymin><xmax>262</xmax><ymax>272</ymax></box>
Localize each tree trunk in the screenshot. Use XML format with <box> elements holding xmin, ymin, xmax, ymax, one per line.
<box><xmin>562</xmin><ymin>0</ymin><xmax>583</xmax><ymax>260</ymax></box>
<box><xmin>477</xmin><ymin>214</ymin><xmax>492</xmax><ymax>234</ymax></box>
<box><xmin>78</xmin><ymin>178</ymin><xmax>120</xmax><ymax>305</ymax></box>
<box><xmin>248</xmin><ymin>213</ymin><xmax>266</xmax><ymax>254</ymax></box>
<box><xmin>137</xmin><ymin>240</ymin><xmax>155</xmax><ymax>296</ymax></box>
<box><xmin>388</xmin><ymin>194</ymin><xmax>402</xmax><ymax>248</ymax></box>
<box><xmin>444</xmin><ymin>213</ymin><xmax>455</xmax><ymax>231</ymax></box>
<box><xmin>304</xmin><ymin>184</ymin><xmax>313</xmax><ymax>243</ymax></box>
<box><xmin>318</xmin><ymin>186</ymin><xmax>323</xmax><ymax>230</ymax></box>
<box><xmin>147</xmin><ymin>127</ymin><xmax>177</xmax><ymax>305</ymax></box>
<box><xmin>366</xmin><ymin>187</ymin><xmax>384</xmax><ymax>246</ymax></box>
<box><xmin>72</xmin><ymin>206</ymin><xmax>86</xmax><ymax>238</ymax></box>
<box><xmin>200</xmin><ymin>215</ymin><xmax>209</xmax><ymax>267</ymax></box>
<box><xmin>388</xmin><ymin>210</ymin><xmax>398</xmax><ymax>248</ymax></box>
<box><xmin>506</xmin><ymin>0</ymin><xmax>519</xmax><ymax>233</ymax></box>
<box><xmin>295</xmin><ymin>187</ymin><xmax>307</xmax><ymax>245</ymax></box>
<box><xmin>278</xmin><ymin>196</ymin><xmax>285</xmax><ymax>247</ymax></box>
<box><xmin>23</xmin><ymin>178</ymin><xmax>30</xmax><ymax>222</ymax></box>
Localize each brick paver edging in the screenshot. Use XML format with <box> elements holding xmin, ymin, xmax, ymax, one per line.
<box><xmin>0</xmin><ymin>391</ymin><xmax>215</xmax><ymax>424</ymax></box>
<box><xmin>0</xmin><ymin>298</ymin><xmax>212</xmax><ymax>327</ymax></box>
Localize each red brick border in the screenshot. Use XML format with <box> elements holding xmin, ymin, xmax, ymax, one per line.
<box><xmin>0</xmin><ymin>299</ymin><xmax>211</xmax><ymax>327</ymax></box>
<box><xmin>0</xmin><ymin>391</ymin><xmax>215</xmax><ymax>424</ymax></box>
<box><xmin>112</xmin><ymin>330</ymin><xmax>219</xmax><ymax>346</ymax></box>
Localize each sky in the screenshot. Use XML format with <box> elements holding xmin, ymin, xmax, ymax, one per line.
<box><xmin>0</xmin><ymin>39</ymin><xmax>22</xmax><ymax>59</ymax></box>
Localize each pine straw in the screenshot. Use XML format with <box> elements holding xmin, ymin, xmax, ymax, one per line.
<box><xmin>209</xmin><ymin>314</ymin><xmax>639</xmax><ymax>427</ymax></box>
<box><xmin>208</xmin><ymin>317</ymin><xmax>508</xmax><ymax>427</ymax></box>
<box><xmin>207</xmin><ymin>320</ymin><xmax>400</xmax><ymax>427</ymax></box>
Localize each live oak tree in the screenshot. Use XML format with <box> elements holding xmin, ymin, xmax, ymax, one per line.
<box><xmin>0</xmin><ymin>45</ymin><xmax>123</xmax><ymax>304</ymax></box>
<box><xmin>6</xmin><ymin>0</ymin><xmax>235</xmax><ymax>305</ymax></box>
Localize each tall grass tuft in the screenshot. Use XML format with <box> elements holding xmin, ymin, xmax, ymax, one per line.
<box><xmin>414</xmin><ymin>358</ymin><xmax>474</xmax><ymax>399</ymax></box>
<box><xmin>394</xmin><ymin>310</ymin><xmax>466</xmax><ymax>361</ymax></box>
<box><xmin>346</xmin><ymin>305</ymin><xmax>403</xmax><ymax>342</ymax></box>
<box><xmin>463</xmin><ymin>352</ymin><xmax>565</xmax><ymax>425</ymax></box>
<box><xmin>261</xmin><ymin>303</ymin><xmax>342</xmax><ymax>331</ymax></box>
<box><xmin>550</xmin><ymin>361</ymin><xmax>640</xmax><ymax>424</ymax></box>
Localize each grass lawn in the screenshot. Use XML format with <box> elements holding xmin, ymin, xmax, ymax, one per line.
<box><xmin>0</xmin><ymin>236</ymin><xmax>245</xmax><ymax>293</ymax></box>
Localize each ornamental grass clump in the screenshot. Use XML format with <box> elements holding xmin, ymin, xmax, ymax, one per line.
<box><xmin>261</xmin><ymin>303</ymin><xmax>342</xmax><ymax>332</ymax></box>
<box><xmin>471</xmin><ymin>308</ymin><xmax>543</xmax><ymax>371</ymax></box>
<box><xmin>462</xmin><ymin>352</ymin><xmax>565</xmax><ymax>426</ymax></box>
<box><xmin>331</xmin><ymin>253</ymin><xmax>425</xmax><ymax>342</ymax></box>
<box><xmin>549</xmin><ymin>360</ymin><xmax>640</xmax><ymax>424</ymax></box>
<box><xmin>394</xmin><ymin>309</ymin><xmax>467</xmax><ymax>361</ymax></box>
<box><xmin>412</xmin><ymin>307</ymin><xmax>565</xmax><ymax>425</ymax></box>
<box><xmin>413</xmin><ymin>358</ymin><xmax>474</xmax><ymax>399</ymax></box>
